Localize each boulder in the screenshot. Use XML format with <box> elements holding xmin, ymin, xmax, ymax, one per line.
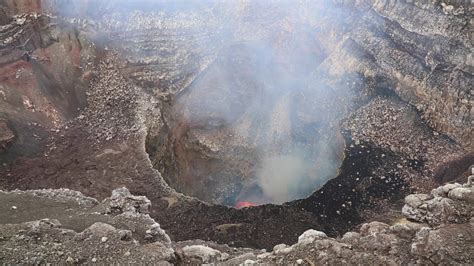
<box><xmin>297</xmin><ymin>229</ymin><xmax>327</xmax><ymax>245</ymax></box>
<box><xmin>448</xmin><ymin>187</ymin><xmax>474</xmax><ymax>203</ymax></box>
<box><xmin>180</xmin><ymin>245</ymin><xmax>223</xmax><ymax>263</ymax></box>
<box><xmin>103</xmin><ymin>187</ymin><xmax>151</xmax><ymax>214</ymax></box>
<box><xmin>80</xmin><ymin>222</ymin><xmax>117</xmax><ymax>238</ymax></box>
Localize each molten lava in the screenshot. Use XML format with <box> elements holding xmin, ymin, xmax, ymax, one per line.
<box><xmin>235</xmin><ymin>201</ymin><xmax>257</xmax><ymax>208</ymax></box>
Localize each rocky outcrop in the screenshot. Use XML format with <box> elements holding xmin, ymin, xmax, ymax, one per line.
<box><xmin>0</xmin><ymin>14</ymin><xmax>48</xmax><ymax>52</ymax></box>
<box><xmin>1</xmin><ymin>181</ymin><xmax>472</xmax><ymax>264</ymax></box>
<box><xmin>249</xmin><ymin>181</ymin><xmax>473</xmax><ymax>265</ymax></box>
<box><xmin>179</xmin><ymin>245</ymin><xmax>226</xmax><ymax>264</ymax></box>
<box><xmin>0</xmin><ymin>188</ymin><xmax>175</xmax><ymax>264</ymax></box>
<box><xmin>402</xmin><ymin>182</ymin><xmax>473</xmax><ymax>225</ymax></box>
<box><xmin>103</xmin><ymin>187</ymin><xmax>151</xmax><ymax>214</ymax></box>
<box><xmin>335</xmin><ymin>0</ymin><xmax>473</xmax><ymax>149</ymax></box>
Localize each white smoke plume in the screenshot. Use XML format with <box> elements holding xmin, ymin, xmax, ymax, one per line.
<box><xmin>51</xmin><ymin>0</ymin><xmax>356</xmax><ymax>204</ymax></box>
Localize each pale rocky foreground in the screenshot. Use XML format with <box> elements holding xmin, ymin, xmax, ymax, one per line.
<box><xmin>1</xmin><ymin>178</ymin><xmax>472</xmax><ymax>265</ymax></box>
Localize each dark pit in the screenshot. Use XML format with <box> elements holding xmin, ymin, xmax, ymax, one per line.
<box><xmin>146</xmin><ymin>42</ymin><xmax>349</xmax><ymax>206</ymax></box>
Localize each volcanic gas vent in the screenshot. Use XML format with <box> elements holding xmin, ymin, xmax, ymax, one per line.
<box><xmin>146</xmin><ymin>42</ymin><xmax>349</xmax><ymax>206</ymax></box>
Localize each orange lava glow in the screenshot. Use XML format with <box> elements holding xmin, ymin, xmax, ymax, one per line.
<box><xmin>235</xmin><ymin>201</ymin><xmax>257</xmax><ymax>208</ymax></box>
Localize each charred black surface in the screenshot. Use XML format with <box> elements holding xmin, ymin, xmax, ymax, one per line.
<box><xmin>151</xmin><ymin>130</ymin><xmax>411</xmax><ymax>249</ymax></box>
<box><xmin>291</xmin><ymin>131</ymin><xmax>410</xmax><ymax>235</ymax></box>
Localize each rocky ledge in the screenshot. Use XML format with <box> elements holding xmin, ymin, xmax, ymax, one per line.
<box><xmin>1</xmin><ymin>175</ymin><xmax>472</xmax><ymax>265</ymax></box>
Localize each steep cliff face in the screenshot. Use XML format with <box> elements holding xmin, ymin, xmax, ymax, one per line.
<box><xmin>0</xmin><ymin>12</ymin><xmax>91</xmax><ymax>162</ymax></box>
<box><xmin>343</xmin><ymin>0</ymin><xmax>472</xmax><ymax>149</ymax></box>
<box><xmin>0</xmin><ymin>0</ymin><xmax>472</xmax><ymax>251</ymax></box>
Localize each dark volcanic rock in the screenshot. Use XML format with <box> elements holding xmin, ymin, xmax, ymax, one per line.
<box><xmin>0</xmin><ymin>0</ymin><xmax>472</xmax><ymax>253</ymax></box>
<box><xmin>0</xmin><ymin>119</ymin><xmax>14</xmax><ymax>151</ymax></box>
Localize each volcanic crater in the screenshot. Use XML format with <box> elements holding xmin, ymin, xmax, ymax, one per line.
<box><xmin>0</xmin><ymin>0</ymin><xmax>472</xmax><ymax>253</ymax></box>
<box><xmin>145</xmin><ymin>41</ymin><xmax>348</xmax><ymax>207</ymax></box>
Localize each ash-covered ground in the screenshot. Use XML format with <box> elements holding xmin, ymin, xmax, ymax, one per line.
<box><xmin>0</xmin><ymin>0</ymin><xmax>473</xmax><ymax>264</ymax></box>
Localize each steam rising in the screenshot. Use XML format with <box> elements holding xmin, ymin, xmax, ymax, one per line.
<box><xmin>258</xmin><ymin>153</ymin><xmax>309</xmax><ymax>204</ymax></box>
<box><xmin>175</xmin><ymin>0</ymin><xmax>351</xmax><ymax>204</ymax></box>
<box><xmin>54</xmin><ymin>0</ymin><xmax>356</xmax><ymax>204</ymax></box>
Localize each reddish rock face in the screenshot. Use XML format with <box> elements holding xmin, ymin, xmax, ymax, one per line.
<box><xmin>0</xmin><ymin>0</ymin><xmax>471</xmax><ymax>252</ymax></box>
<box><xmin>0</xmin><ymin>12</ymin><xmax>89</xmax><ymax>162</ymax></box>
<box><xmin>1</xmin><ymin>0</ymin><xmax>42</xmax><ymax>15</ymax></box>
